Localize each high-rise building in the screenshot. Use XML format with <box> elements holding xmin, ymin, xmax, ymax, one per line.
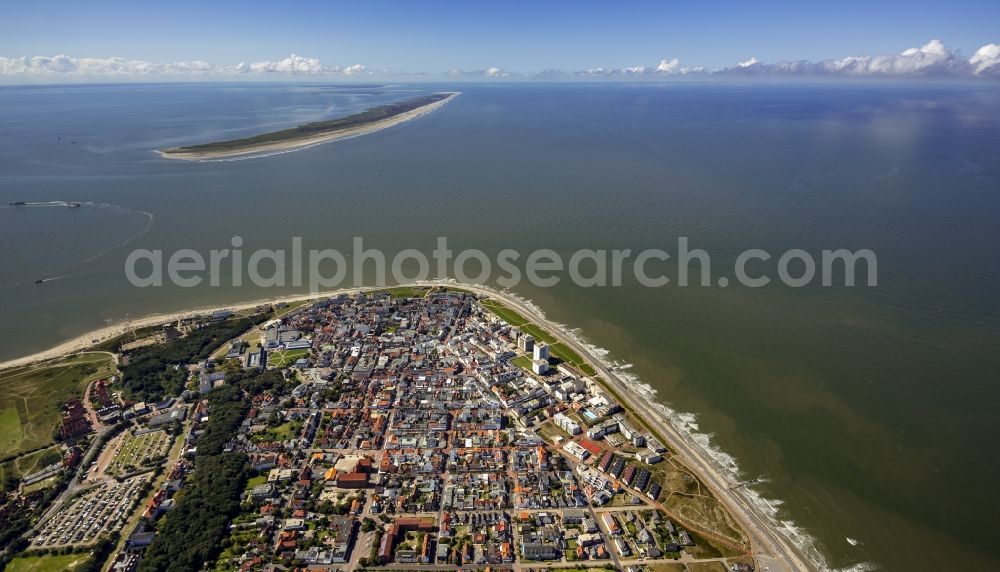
<box><xmin>533</xmin><ymin>343</ymin><xmax>549</xmax><ymax>361</ymax></box>
<box><xmin>532</xmin><ymin>359</ymin><xmax>549</xmax><ymax>375</ymax></box>
<box><xmin>519</xmin><ymin>334</ymin><xmax>535</xmax><ymax>353</ymax></box>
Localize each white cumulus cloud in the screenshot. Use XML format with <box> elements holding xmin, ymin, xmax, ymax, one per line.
<box><xmin>447</xmin><ymin>66</ymin><xmax>512</xmax><ymax>77</ymax></box>
<box><xmin>655</xmin><ymin>57</ymin><xmax>682</xmax><ymax>73</ymax></box>
<box><xmin>826</xmin><ymin>39</ymin><xmax>962</xmax><ymax>75</ymax></box>
<box><xmin>4</xmin><ymin>41</ymin><xmax>1000</xmax><ymax>81</ymax></box>
<box><xmin>547</xmin><ymin>40</ymin><xmax>999</xmax><ymax>80</ymax></box>
<box><xmin>722</xmin><ymin>39</ymin><xmax>986</xmax><ymax>77</ymax></box>
<box><xmin>0</xmin><ymin>54</ymin><xmax>214</xmax><ymax>76</ymax></box>
<box><xmin>0</xmin><ymin>53</ymin><xmax>366</xmax><ymax>78</ymax></box>
<box><xmin>570</xmin><ymin>57</ymin><xmax>687</xmax><ymax>77</ymax></box>
<box><xmin>970</xmin><ymin>44</ymin><xmax>1000</xmax><ymax>76</ymax></box>
<box><xmin>238</xmin><ymin>54</ymin><xmax>328</xmax><ymax>74</ymax></box>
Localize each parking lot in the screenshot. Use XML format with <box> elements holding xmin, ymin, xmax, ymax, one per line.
<box><xmin>31</xmin><ymin>475</ymin><xmax>150</xmax><ymax>548</ymax></box>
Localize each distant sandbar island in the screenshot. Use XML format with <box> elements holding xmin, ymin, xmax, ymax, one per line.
<box><xmin>159</xmin><ymin>91</ymin><xmax>459</xmax><ymax>160</ymax></box>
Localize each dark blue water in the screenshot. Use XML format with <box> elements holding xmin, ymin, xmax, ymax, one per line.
<box><xmin>1</xmin><ymin>82</ymin><xmax>999</xmax><ymax>571</ymax></box>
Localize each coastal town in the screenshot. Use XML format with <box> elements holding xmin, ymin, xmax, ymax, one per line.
<box><xmin>1</xmin><ymin>287</ymin><xmax>756</xmax><ymax>572</ymax></box>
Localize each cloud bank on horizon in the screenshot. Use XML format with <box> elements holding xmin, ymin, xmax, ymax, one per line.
<box><xmin>0</xmin><ymin>53</ymin><xmax>367</xmax><ymax>78</ymax></box>
<box><xmin>557</xmin><ymin>40</ymin><xmax>1000</xmax><ymax>78</ymax></box>
<box><xmin>1</xmin><ymin>40</ymin><xmax>999</xmax><ymax>80</ymax></box>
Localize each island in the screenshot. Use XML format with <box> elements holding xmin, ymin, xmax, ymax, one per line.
<box><xmin>158</xmin><ymin>92</ymin><xmax>459</xmax><ymax>160</ymax></box>
<box><xmin>0</xmin><ymin>283</ymin><xmax>813</xmax><ymax>572</ymax></box>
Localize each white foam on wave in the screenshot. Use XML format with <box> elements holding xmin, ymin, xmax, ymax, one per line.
<box><xmin>3</xmin><ymin>200</ymin><xmax>74</xmax><ymax>207</ymax></box>
<box><xmin>831</xmin><ymin>563</ymin><xmax>877</xmax><ymax>572</ymax></box>
<box><xmin>435</xmin><ymin>280</ymin><xmax>877</xmax><ymax>572</ymax></box>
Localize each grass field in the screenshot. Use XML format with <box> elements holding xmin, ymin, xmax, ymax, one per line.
<box><xmin>251</xmin><ymin>420</ymin><xmax>301</xmax><ymax>443</ymax></box>
<box><xmin>244</xmin><ymin>474</ymin><xmax>267</xmax><ymax>491</ymax></box>
<box><xmin>662</xmin><ymin>493</ymin><xmax>748</xmax><ymax>555</ymax></box>
<box><xmin>686</xmin><ymin>563</ymin><xmax>728</xmax><ymax>572</ymax></box>
<box><xmin>644</xmin><ymin>564</ymin><xmax>687</xmax><ymax>572</ymax></box>
<box><xmin>0</xmin><ymin>444</ymin><xmax>64</xmax><ymax>482</ymax></box>
<box><xmin>510</xmin><ymin>355</ymin><xmax>533</xmax><ymax>371</ymax></box>
<box><xmin>5</xmin><ymin>553</ymin><xmax>93</xmax><ymax>572</ymax></box>
<box><xmin>480</xmin><ymin>298</ymin><xmax>529</xmax><ymax>326</ymax></box>
<box><xmin>267</xmin><ymin>348</ymin><xmax>309</xmax><ymax>368</ymax></box>
<box><xmin>0</xmin><ymin>405</ymin><xmax>23</xmax><ymax>454</ymax></box>
<box><xmin>0</xmin><ymin>352</ymin><xmax>115</xmax><ymax>458</ymax></box>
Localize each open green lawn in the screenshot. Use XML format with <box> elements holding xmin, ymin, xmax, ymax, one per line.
<box><xmin>517</xmin><ymin>322</ymin><xmax>555</xmax><ymax>344</ymax></box>
<box><xmin>511</xmin><ymin>355</ymin><xmax>533</xmax><ymax>371</ymax></box>
<box><xmin>0</xmin><ymin>352</ymin><xmax>116</xmax><ymax>458</ymax></box>
<box><xmin>252</xmin><ymin>420</ymin><xmax>301</xmax><ymax>443</ymax></box>
<box><xmin>0</xmin><ymin>444</ymin><xmax>64</xmax><ymax>481</ymax></box>
<box><xmin>480</xmin><ymin>298</ymin><xmax>529</xmax><ymax>326</ymax></box>
<box><xmin>271</xmin><ymin>421</ymin><xmax>300</xmax><ymax>440</ymax></box>
<box><xmin>5</xmin><ymin>553</ymin><xmax>93</xmax><ymax>572</ymax></box>
<box><xmin>0</xmin><ymin>405</ymin><xmax>23</xmax><ymax>454</ymax></box>
<box><xmin>686</xmin><ymin>562</ymin><xmax>728</xmax><ymax>572</ymax></box>
<box><xmin>644</xmin><ymin>564</ymin><xmax>687</xmax><ymax>572</ymax></box>
<box><xmin>267</xmin><ymin>348</ymin><xmax>309</xmax><ymax>369</ymax></box>
<box><xmin>244</xmin><ymin>474</ymin><xmax>267</xmax><ymax>491</ymax></box>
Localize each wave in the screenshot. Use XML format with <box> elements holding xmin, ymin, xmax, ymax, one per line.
<box><xmin>74</xmin><ymin>202</ymin><xmax>155</xmax><ymax>265</ymax></box>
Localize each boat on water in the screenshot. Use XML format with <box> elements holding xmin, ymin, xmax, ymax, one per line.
<box><xmin>10</xmin><ymin>201</ymin><xmax>26</xmax><ymax>206</ymax></box>
<box><xmin>35</xmin><ymin>279</ymin><xmax>44</xmax><ymax>284</ymax></box>
<box><xmin>68</xmin><ymin>202</ymin><xmax>81</xmax><ymax>208</ymax></box>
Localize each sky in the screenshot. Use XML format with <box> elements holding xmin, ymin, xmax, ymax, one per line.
<box><xmin>1</xmin><ymin>0</ymin><xmax>999</xmax><ymax>80</ymax></box>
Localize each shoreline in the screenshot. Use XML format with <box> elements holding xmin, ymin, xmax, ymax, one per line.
<box><xmin>0</xmin><ymin>287</ymin><xmax>377</xmax><ymax>371</ymax></box>
<box><xmin>157</xmin><ymin>92</ymin><xmax>459</xmax><ymax>161</ymax></box>
<box><xmin>473</xmin><ymin>285</ymin><xmax>819</xmax><ymax>572</ymax></box>
<box><xmin>0</xmin><ymin>280</ymin><xmax>816</xmax><ymax>571</ymax></box>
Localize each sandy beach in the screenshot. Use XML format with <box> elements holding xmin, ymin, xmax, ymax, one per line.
<box><xmin>158</xmin><ymin>92</ymin><xmax>459</xmax><ymax>161</ymax></box>
<box><xmin>0</xmin><ymin>287</ymin><xmax>375</xmax><ymax>371</ymax></box>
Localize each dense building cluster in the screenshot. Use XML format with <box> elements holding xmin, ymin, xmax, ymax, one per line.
<box><xmin>18</xmin><ymin>289</ymin><xmax>746</xmax><ymax>572</ymax></box>
<box><xmin>133</xmin><ymin>290</ymin><xmax>721</xmax><ymax>570</ymax></box>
